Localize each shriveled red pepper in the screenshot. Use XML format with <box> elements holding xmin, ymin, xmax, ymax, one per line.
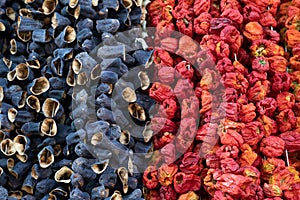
<box><xmin>260</xmin><ymin>136</ymin><xmax>285</xmax><ymax>157</ymax></box>
<box><xmin>264</xmin><ymin>29</ymin><xmax>280</xmax><ymax>44</ymax></box>
<box><xmin>221</xmin><ymin>8</ymin><xmax>243</xmax><ymax>25</ymax></box>
<box><xmin>158</xmin><ymin>164</ymin><xmax>178</xmax><ymax>186</ymax></box>
<box><xmin>259</xmin><ymin>11</ymin><xmax>277</xmax><ymax>27</ymax></box>
<box><xmin>284</xmin><ymin>183</ymin><xmax>300</xmax><ymax>200</ymax></box>
<box><xmin>257</xmin><ymin>115</ymin><xmax>278</xmax><ymax>136</ymax></box>
<box><xmin>256</xmin><ymin>98</ymin><xmax>277</xmax><ymax>117</ymax></box>
<box><xmin>193</xmin><ymin>12</ymin><xmax>212</xmax><ymax>35</ymax></box>
<box><xmin>196</xmin><ymin>123</ymin><xmax>218</xmax><ymax>143</ymax></box>
<box><xmin>268</xmin><ymin>56</ymin><xmax>288</xmax><ymax>73</ymax></box>
<box><xmin>222</xmin><ymin>72</ymin><xmax>249</xmax><ymax>94</ymax></box>
<box><xmin>172</xmin><ymin>5</ymin><xmax>194</xmax><ymax>37</ymax></box>
<box><xmin>181</xmin><ymin>96</ymin><xmax>199</xmax><ymax>119</ymax></box>
<box><xmin>276</xmin><ymin>92</ymin><xmax>295</xmax><ymax>112</ymax></box>
<box><xmin>175</xmin><ymin>60</ymin><xmax>194</xmax><ymax>80</ymax></box>
<box><xmin>149</xmin><ymin>82</ymin><xmax>176</xmax><ymax>104</ymax></box>
<box><xmin>263</xmin><ymin>183</ymin><xmax>283</xmax><ymax>198</ymax></box>
<box><xmin>220</xmin><ymin>0</ymin><xmax>241</xmax><ymax>13</ymax></box>
<box><xmin>176</xmin><ymin>35</ymin><xmax>199</xmax><ymax>61</ymax></box>
<box><xmin>241</xmin><ymin>121</ymin><xmax>264</xmax><ymax>146</ymax></box>
<box><xmin>193</xmin><ymin>0</ymin><xmax>210</xmax><ymax>16</ymax></box>
<box><xmin>243</xmin><ymin>5</ymin><xmax>261</xmax><ymax>23</ymax></box>
<box><xmin>290</xmin><ymin>55</ymin><xmax>300</xmax><ymax>71</ymax></box>
<box><xmin>200</xmin><ymin>68</ymin><xmax>221</xmax><ymax>90</ymax></box>
<box><xmin>157</xmin><ymin>66</ymin><xmax>175</xmax><ymax>85</ymax></box>
<box><xmin>158</xmin><ymin>98</ymin><xmax>178</xmax><ymax>120</ymax></box>
<box><xmin>276</xmin><ymin>109</ymin><xmax>297</xmax><ymax>132</ymax></box>
<box><xmin>151</xmin><ymin>117</ymin><xmax>177</xmax><ymax>135</ymax></box>
<box><xmin>239</xmin><ymin>144</ymin><xmax>258</xmax><ymax>167</ymax></box>
<box><xmin>216</xmin><ymin>57</ymin><xmax>233</xmax><ymax>75</ymax></box>
<box><xmin>243</xmin><ymin>22</ymin><xmax>264</xmax><ymax>41</ymax></box>
<box><xmin>220</xmin><ymin>158</ymin><xmax>239</xmax><ymax>173</ymax></box>
<box><xmin>269</xmin><ymin>167</ymin><xmax>300</xmax><ymax>191</ymax></box>
<box><xmin>220</xmin><ymin>129</ymin><xmax>244</xmax><ymax>147</ymax></box>
<box><xmin>216</xmin><ymin>145</ymin><xmax>239</xmax><ymax>159</ymax></box>
<box><xmin>286</xmin><ymin>29</ymin><xmax>300</xmax><ymax>48</ymax></box>
<box><xmin>280</xmin><ymin>131</ymin><xmax>300</xmax><ymax>152</ymax></box>
<box><xmin>220</xmin><ymin>25</ymin><xmax>242</xmax><ymax>53</ymax></box>
<box><xmin>180</xmin><ymin>152</ymin><xmax>203</xmax><ymax>174</ymax></box>
<box><xmin>160</xmin><ymin>186</ymin><xmax>177</xmax><ymax>200</ymax></box>
<box><xmin>247</xmin><ymin>71</ymin><xmax>267</xmax><ymax>86</ymax></box>
<box><xmin>200</xmin><ymin>90</ymin><xmax>213</xmax><ymax>114</ymax></box>
<box><xmin>239</xmin><ymin>103</ymin><xmax>256</xmax><ymax>123</ymax></box>
<box><xmin>271</xmin><ymin>72</ymin><xmax>291</xmax><ymax>92</ymax></box>
<box><xmin>143</xmin><ymin>166</ymin><xmax>159</xmax><ymax>189</ymax></box>
<box><xmin>244</xmin><ymin>183</ymin><xmax>264</xmax><ymax>200</ymax></box>
<box><xmin>237</xmin><ymin>165</ymin><xmax>261</xmax><ymax>185</ymax></box>
<box><xmin>161</xmin><ymin>142</ymin><xmax>176</xmax><ymax>164</ymax></box>
<box><xmin>174</xmin><ymin>78</ymin><xmax>194</xmax><ymax>100</ymax></box>
<box><xmin>174</xmin><ymin>172</ymin><xmax>201</xmax><ymax>194</ymax></box>
<box><xmin>222</xmin><ymin>88</ymin><xmax>238</xmax><ymax>102</ymax></box>
<box><xmin>153</xmin><ymin>132</ymin><xmax>175</xmax><ymax>149</ymax></box>
<box><xmin>252</xmin><ymin>56</ymin><xmax>270</xmax><ymax>72</ymax></box>
<box><xmin>153</xmin><ymin>49</ymin><xmax>174</xmax><ymax>67</ymax></box>
<box><xmin>178</xmin><ymin>191</ymin><xmax>199</xmax><ymax>200</ymax></box>
<box><xmin>247</xmin><ymin>80</ymin><xmax>270</xmax><ymax>102</ymax></box>
<box><xmin>215</xmin><ymin>173</ymin><xmax>253</xmax><ymax>198</ymax></box>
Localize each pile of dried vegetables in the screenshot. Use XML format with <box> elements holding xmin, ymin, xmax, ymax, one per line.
<box><xmin>143</xmin><ymin>0</ymin><xmax>300</xmax><ymax>199</ymax></box>
<box><xmin>1</xmin><ymin>0</ymin><xmax>300</xmax><ymax>199</ymax></box>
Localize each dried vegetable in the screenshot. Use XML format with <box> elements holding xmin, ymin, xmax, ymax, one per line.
<box><xmin>143</xmin><ymin>0</ymin><xmax>300</xmax><ymax>199</ymax></box>
<box><xmin>0</xmin><ymin>0</ymin><xmax>151</xmax><ymax>199</ymax></box>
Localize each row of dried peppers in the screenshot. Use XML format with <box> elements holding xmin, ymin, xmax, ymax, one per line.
<box><xmin>143</xmin><ymin>0</ymin><xmax>300</xmax><ymax>199</ymax></box>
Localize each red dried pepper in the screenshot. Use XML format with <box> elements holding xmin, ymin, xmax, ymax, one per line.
<box><xmin>252</xmin><ymin>56</ymin><xmax>270</xmax><ymax>72</ymax></box>
<box><xmin>200</xmin><ymin>90</ymin><xmax>213</xmax><ymax>114</ymax></box>
<box><xmin>175</xmin><ymin>60</ymin><xmax>194</xmax><ymax>80</ymax></box>
<box><xmin>220</xmin><ymin>158</ymin><xmax>239</xmax><ymax>173</ymax></box>
<box><xmin>174</xmin><ymin>78</ymin><xmax>194</xmax><ymax>100</ymax></box>
<box><xmin>158</xmin><ymin>164</ymin><xmax>178</xmax><ymax>186</ymax></box>
<box><xmin>215</xmin><ymin>174</ymin><xmax>253</xmax><ymax>198</ymax></box>
<box><xmin>222</xmin><ymin>72</ymin><xmax>249</xmax><ymax>94</ymax></box>
<box><xmin>257</xmin><ymin>115</ymin><xmax>278</xmax><ymax>136</ymax></box>
<box><xmin>284</xmin><ymin>183</ymin><xmax>300</xmax><ymax>200</ymax></box>
<box><xmin>280</xmin><ymin>131</ymin><xmax>300</xmax><ymax>152</ymax></box>
<box><xmin>149</xmin><ymin>82</ymin><xmax>176</xmax><ymax>104</ymax></box>
<box><xmin>160</xmin><ymin>186</ymin><xmax>177</xmax><ymax>200</ymax></box>
<box><xmin>268</xmin><ymin>56</ymin><xmax>288</xmax><ymax>73</ymax></box>
<box><xmin>239</xmin><ymin>103</ymin><xmax>256</xmax><ymax>123</ymax></box>
<box><xmin>193</xmin><ymin>0</ymin><xmax>211</xmax><ymax>16</ymax></box>
<box><xmin>151</xmin><ymin>117</ymin><xmax>177</xmax><ymax>135</ymax></box>
<box><xmin>271</xmin><ymin>72</ymin><xmax>291</xmax><ymax>92</ymax></box>
<box><xmin>247</xmin><ymin>71</ymin><xmax>267</xmax><ymax>86</ymax></box>
<box><xmin>239</xmin><ymin>144</ymin><xmax>258</xmax><ymax>167</ymax></box>
<box><xmin>157</xmin><ymin>66</ymin><xmax>175</xmax><ymax>85</ymax></box>
<box><xmin>220</xmin><ymin>129</ymin><xmax>244</xmax><ymax>147</ymax></box>
<box><xmin>241</xmin><ymin>121</ymin><xmax>264</xmax><ymax>146</ymax></box>
<box><xmin>220</xmin><ymin>25</ymin><xmax>242</xmax><ymax>53</ymax></box>
<box><xmin>158</xmin><ymin>98</ymin><xmax>178</xmax><ymax>119</ymax></box>
<box><xmin>200</xmin><ymin>68</ymin><xmax>221</xmax><ymax>90</ymax></box>
<box><xmin>286</xmin><ymin>29</ymin><xmax>300</xmax><ymax>48</ymax></box>
<box><xmin>180</xmin><ymin>152</ymin><xmax>203</xmax><ymax>174</ymax></box>
<box><xmin>174</xmin><ymin>172</ymin><xmax>201</xmax><ymax>194</ymax></box>
<box><xmin>243</xmin><ymin>22</ymin><xmax>264</xmax><ymax>41</ymax></box>
<box><xmin>216</xmin><ymin>145</ymin><xmax>239</xmax><ymax>159</ymax></box>
<box><xmin>276</xmin><ymin>92</ymin><xmax>295</xmax><ymax>111</ymax></box>
<box><xmin>161</xmin><ymin>142</ymin><xmax>176</xmax><ymax>164</ymax></box>
<box><xmin>153</xmin><ymin>132</ymin><xmax>175</xmax><ymax>149</ymax></box>
<box><xmin>193</xmin><ymin>12</ymin><xmax>212</xmax><ymax>35</ymax></box>
<box><xmin>263</xmin><ymin>183</ymin><xmax>283</xmax><ymax>198</ymax></box>
<box><xmin>222</xmin><ymin>88</ymin><xmax>238</xmax><ymax>102</ymax></box>
<box><xmin>172</xmin><ymin>5</ymin><xmax>194</xmax><ymax>37</ymax></box>
<box><xmin>260</xmin><ymin>136</ymin><xmax>285</xmax><ymax>157</ymax></box>
<box><xmin>221</xmin><ymin>8</ymin><xmax>243</xmax><ymax>25</ymax></box>
<box><xmin>181</xmin><ymin>96</ymin><xmax>199</xmax><ymax>119</ymax></box>
<box><xmin>178</xmin><ymin>191</ymin><xmax>199</xmax><ymax>200</ymax></box>
<box><xmin>247</xmin><ymin>80</ymin><xmax>270</xmax><ymax>102</ymax></box>
<box><xmin>143</xmin><ymin>166</ymin><xmax>159</xmax><ymax>189</ymax></box>
<box><xmin>256</xmin><ymin>97</ymin><xmax>277</xmax><ymax>117</ymax></box>
<box><xmin>259</xmin><ymin>12</ymin><xmax>277</xmax><ymax>27</ymax></box>
<box><xmin>153</xmin><ymin>49</ymin><xmax>174</xmax><ymax>67</ymax></box>
<box><xmin>243</xmin><ymin>5</ymin><xmax>261</xmax><ymax>23</ymax></box>
<box><xmin>276</xmin><ymin>109</ymin><xmax>297</xmax><ymax>132</ymax></box>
